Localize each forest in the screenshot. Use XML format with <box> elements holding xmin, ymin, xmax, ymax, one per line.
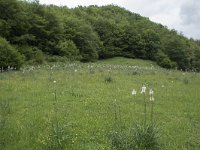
<box><xmin>1</xmin><ymin>0</ymin><xmax>200</xmax><ymax>70</ymax></box>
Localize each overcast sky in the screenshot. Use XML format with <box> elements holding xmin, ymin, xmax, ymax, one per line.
<box><xmin>39</xmin><ymin>0</ymin><xmax>200</xmax><ymax>39</ymax></box>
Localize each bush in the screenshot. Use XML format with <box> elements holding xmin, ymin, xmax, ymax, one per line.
<box><xmin>156</xmin><ymin>50</ymin><xmax>175</xmax><ymax>69</ymax></box>
<box><xmin>33</xmin><ymin>50</ymin><xmax>45</xmax><ymax>64</ymax></box>
<box><xmin>0</xmin><ymin>37</ymin><xmax>24</xmax><ymax>70</ymax></box>
<box><xmin>17</xmin><ymin>46</ymin><xmax>45</xmax><ymax>64</ymax></box>
<box><xmin>17</xmin><ymin>45</ymin><xmax>35</xmax><ymax>61</ymax></box>
<box><xmin>56</xmin><ymin>39</ymin><xmax>81</xmax><ymax>60</ymax></box>
<box><xmin>105</xmin><ymin>76</ymin><xmax>113</xmax><ymax>83</ymax></box>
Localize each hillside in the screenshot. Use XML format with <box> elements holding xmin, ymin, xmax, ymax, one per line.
<box><xmin>97</xmin><ymin>57</ymin><xmax>158</xmax><ymax>67</ymax></box>
<box><xmin>0</xmin><ymin>0</ymin><xmax>200</xmax><ymax>70</ymax></box>
<box><xmin>1</xmin><ymin>57</ymin><xmax>200</xmax><ymax>149</ymax></box>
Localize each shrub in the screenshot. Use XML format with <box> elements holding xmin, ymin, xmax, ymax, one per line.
<box><xmin>105</xmin><ymin>76</ymin><xmax>113</xmax><ymax>82</ymax></box>
<box><xmin>0</xmin><ymin>37</ymin><xmax>24</xmax><ymax>70</ymax></box>
<box><xmin>156</xmin><ymin>50</ymin><xmax>175</xmax><ymax>69</ymax></box>
<box><xmin>33</xmin><ymin>49</ymin><xmax>45</xmax><ymax>64</ymax></box>
<box><xmin>56</xmin><ymin>39</ymin><xmax>81</xmax><ymax>60</ymax></box>
<box><xmin>17</xmin><ymin>46</ymin><xmax>45</xmax><ymax>64</ymax></box>
<box><xmin>17</xmin><ymin>45</ymin><xmax>35</xmax><ymax>61</ymax></box>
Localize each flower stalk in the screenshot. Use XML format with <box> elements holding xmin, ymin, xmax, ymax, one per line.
<box><xmin>132</xmin><ymin>89</ymin><xmax>137</xmax><ymax>112</ymax></box>
<box><xmin>149</xmin><ymin>89</ymin><xmax>154</xmax><ymax>123</ymax></box>
<box><xmin>141</xmin><ymin>85</ymin><xmax>147</xmax><ymax>125</ymax></box>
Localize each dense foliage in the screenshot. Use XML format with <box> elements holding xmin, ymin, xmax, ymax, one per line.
<box><xmin>0</xmin><ymin>37</ymin><xmax>24</xmax><ymax>70</ymax></box>
<box><xmin>0</xmin><ymin>0</ymin><xmax>200</xmax><ymax>70</ymax></box>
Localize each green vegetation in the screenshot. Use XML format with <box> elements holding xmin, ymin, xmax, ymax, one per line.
<box><xmin>0</xmin><ymin>58</ymin><xmax>200</xmax><ymax>149</ymax></box>
<box><xmin>0</xmin><ymin>37</ymin><xmax>24</xmax><ymax>70</ymax></box>
<box><xmin>0</xmin><ymin>0</ymin><xmax>200</xmax><ymax>149</ymax></box>
<box><xmin>0</xmin><ymin>0</ymin><xmax>200</xmax><ymax>70</ymax></box>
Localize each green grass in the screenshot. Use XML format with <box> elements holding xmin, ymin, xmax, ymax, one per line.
<box><xmin>0</xmin><ymin>57</ymin><xmax>200</xmax><ymax>149</ymax></box>
<box><xmin>97</xmin><ymin>57</ymin><xmax>158</xmax><ymax>67</ymax></box>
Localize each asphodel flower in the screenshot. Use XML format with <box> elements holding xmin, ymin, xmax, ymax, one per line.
<box><xmin>132</xmin><ymin>89</ymin><xmax>137</xmax><ymax>96</ymax></box>
<box><xmin>150</xmin><ymin>96</ymin><xmax>154</xmax><ymax>102</ymax></box>
<box><xmin>149</xmin><ymin>89</ymin><xmax>154</xmax><ymax>95</ymax></box>
<box><xmin>141</xmin><ymin>85</ymin><xmax>146</xmax><ymax>93</ymax></box>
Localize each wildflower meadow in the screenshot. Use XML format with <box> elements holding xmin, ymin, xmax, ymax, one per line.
<box><xmin>0</xmin><ymin>57</ymin><xmax>200</xmax><ymax>149</ymax></box>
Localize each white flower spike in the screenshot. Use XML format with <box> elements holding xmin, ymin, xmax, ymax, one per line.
<box><xmin>150</xmin><ymin>96</ymin><xmax>154</xmax><ymax>102</ymax></box>
<box><xmin>141</xmin><ymin>85</ymin><xmax>146</xmax><ymax>94</ymax></box>
<box><xmin>149</xmin><ymin>89</ymin><xmax>154</xmax><ymax>95</ymax></box>
<box><xmin>132</xmin><ymin>89</ymin><xmax>137</xmax><ymax>96</ymax></box>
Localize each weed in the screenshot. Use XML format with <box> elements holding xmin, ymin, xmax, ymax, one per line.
<box><xmin>46</xmin><ymin>121</ymin><xmax>70</xmax><ymax>150</ymax></box>
<box><xmin>45</xmin><ymin>81</ymin><xmax>70</xmax><ymax>150</ymax></box>
<box><xmin>105</xmin><ymin>76</ymin><xmax>113</xmax><ymax>83</ymax></box>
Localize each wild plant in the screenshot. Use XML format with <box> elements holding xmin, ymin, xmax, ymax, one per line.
<box><xmin>124</xmin><ymin>85</ymin><xmax>160</xmax><ymax>150</ymax></box>
<box><xmin>111</xmin><ymin>91</ymin><xmax>160</xmax><ymax>150</ymax></box>
<box><xmin>46</xmin><ymin>119</ymin><xmax>69</xmax><ymax>150</ymax></box>
<box><xmin>149</xmin><ymin>89</ymin><xmax>154</xmax><ymax>123</ymax></box>
<box><xmin>130</xmin><ymin>123</ymin><xmax>160</xmax><ymax>150</ymax></box>
<box><xmin>111</xmin><ymin>99</ymin><xmax>127</xmax><ymax>149</ymax></box>
<box><xmin>131</xmin><ymin>89</ymin><xmax>137</xmax><ymax>112</ymax></box>
<box><xmin>134</xmin><ymin>85</ymin><xmax>159</xmax><ymax>149</ymax></box>
<box><xmin>105</xmin><ymin>76</ymin><xmax>113</xmax><ymax>83</ymax></box>
<box><xmin>132</xmin><ymin>70</ymin><xmax>140</xmax><ymax>75</ymax></box>
<box><xmin>45</xmin><ymin>81</ymin><xmax>69</xmax><ymax>150</ymax></box>
<box><xmin>141</xmin><ymin>84</ymin><xmax>147</xmax><ymax>125</ymax></box>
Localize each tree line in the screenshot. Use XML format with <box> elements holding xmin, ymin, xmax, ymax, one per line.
<box><xmin>0</xmin><ymin>0</ymin><xmax>200</xmax><ymax>70</ymax></box>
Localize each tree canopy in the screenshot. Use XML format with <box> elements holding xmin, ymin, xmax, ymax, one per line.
<box><xmin>0</xmin><ymin>0</ymin><xmax>200</xmax><ymax>70</ymax></box>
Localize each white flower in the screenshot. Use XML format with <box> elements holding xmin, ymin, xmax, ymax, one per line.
<box><xmin>132</xmin><ymin>89</ymin><xmax>137</xmax><ymax>96</ymax></box>
<box><xmin>53</xmin><ymin>81</ymin><xmax>56</xmax><ymax>83</ymax></box>
<box><xmin>141</xmin><ymin>85</ymin><xmax>146</xmax><ymax>93</ymax></box>
<box><xmin>149</xmin><ymin>89</ymin><xmax>153</xmax><ymax>95</ymax></box>
<box><xmin>150</xmin><ymin>96</ymin><xmax>154</xmax><ymax>102</ymax></box>
<box><xmin>75</xmin><ymin>69</ymin><xmax>77</xmax><ymax>72</ymax></box>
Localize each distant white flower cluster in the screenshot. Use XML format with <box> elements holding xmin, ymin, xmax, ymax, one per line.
<box><xmin>131</xmin><ymin>85</ymin><xmax>154</xmax><ymax>102</ymax></box>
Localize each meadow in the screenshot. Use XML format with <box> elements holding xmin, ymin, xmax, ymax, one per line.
<box><xmin>0</xmin><ymin>57</ymin><xmax>200</xmax><ymax>150</ymax></box>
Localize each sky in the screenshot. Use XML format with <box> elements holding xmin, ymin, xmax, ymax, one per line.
<box><xmin>39</xmin><ymin>0</ymin><xmax>200</xmax><ymax>39</ymax></box>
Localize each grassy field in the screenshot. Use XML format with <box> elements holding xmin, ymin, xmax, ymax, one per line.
<box><xmin>0</xmin><ymin>57</ymin><xmax>200</xmax><ymax>150</ymax></box>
